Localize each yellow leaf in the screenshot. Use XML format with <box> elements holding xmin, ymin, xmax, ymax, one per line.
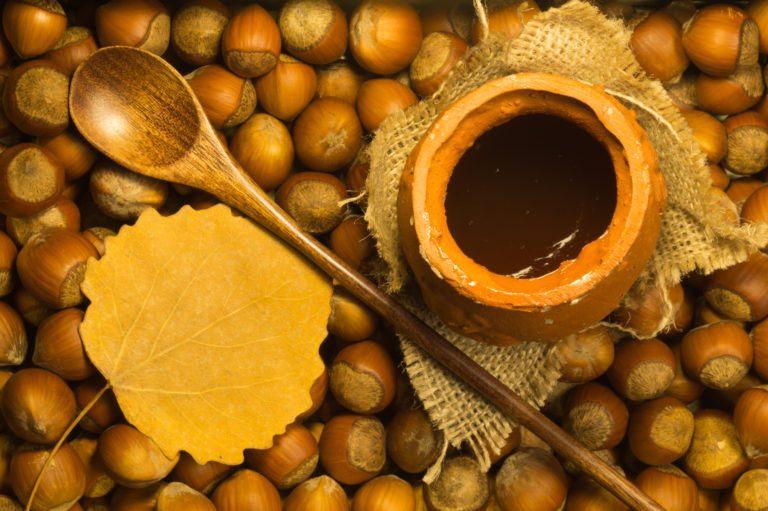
<box><xmin>79</xmin><ymin>205</ymin><xmax>332</xmax><ymax>465</ymax></box>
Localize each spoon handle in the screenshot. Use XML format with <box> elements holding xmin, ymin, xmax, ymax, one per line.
<box><xmin>212</xmin><ymin>159</ymin><xmax>663</xmax><ymax>511</ymax></box>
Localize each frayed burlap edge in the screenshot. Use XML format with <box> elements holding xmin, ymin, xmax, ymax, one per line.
<box><xmin>359</xmin><ymin>0</ymin><xmax>768</xmax><ymax>480</ymax></box>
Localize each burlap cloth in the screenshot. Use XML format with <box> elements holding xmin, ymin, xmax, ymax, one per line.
<box><xmin>358</xmin><ymin>0</ymin><xmax>768</xmax><ymax>479</ymax></box>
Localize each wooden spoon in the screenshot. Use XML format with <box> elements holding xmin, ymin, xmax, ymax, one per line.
<box><xmin>69</xmin><ymin>46</ymin><xmax>661</xmax><ymax>511</ymax></box>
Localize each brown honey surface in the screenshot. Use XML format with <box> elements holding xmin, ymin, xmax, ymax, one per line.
<box><xmin>445</xmin><ymin>113</ymin><xmax>616</xmax><ymax>278</ymax></box>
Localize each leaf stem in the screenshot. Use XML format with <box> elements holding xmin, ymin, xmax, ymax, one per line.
<box><xmin>24</xmin><ymin>383</ymin><xmax>111</xmax><ymax>511</ymax></box>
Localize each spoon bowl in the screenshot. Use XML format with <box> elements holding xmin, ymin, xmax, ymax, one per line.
<box><xmin>68</xmin><ymin>46</ymin><xmax>663</xmax><ymax>511</ymax></box>
<box><xmin>71</xmin><ymin>46</ymin><xmax>200</xmax><ymax>170</ymax></box>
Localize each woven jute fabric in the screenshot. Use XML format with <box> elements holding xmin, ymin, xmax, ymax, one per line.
<box><xmin>360</xmin><ymin>0</ymin><xmax>768</xmax><ymax>478</ymax></box>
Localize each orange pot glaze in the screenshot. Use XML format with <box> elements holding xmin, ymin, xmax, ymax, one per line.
<box><xmin>398</xmin><ymin>73</ymin><xmax>666</xmax><ymax>345</ymax></box>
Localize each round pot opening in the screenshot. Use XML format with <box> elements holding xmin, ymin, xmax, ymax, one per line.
<box><xmin>444</xmin><ymin>113</ymin><xmax>618</xmax><ymax>279</ymax></box>
<box><xmin>400</xmin><ymin>73</ymin><xmax>665</xmax><ymax>342</ymax></box>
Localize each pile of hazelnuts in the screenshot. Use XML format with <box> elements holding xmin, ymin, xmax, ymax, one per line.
<box><xmin>0</xmin><ymin>0</ymin><xmax>767</xmax><ymax>509</ymax></box>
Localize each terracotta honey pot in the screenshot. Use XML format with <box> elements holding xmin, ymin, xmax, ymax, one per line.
<box><xmin>398</xmin><ymin>73</ymin><xmax>667</xmax><ymax>345</ymax></box>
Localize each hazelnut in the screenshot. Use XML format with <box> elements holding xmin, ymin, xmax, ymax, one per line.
<box><xmin>352</xmin><ymin>474</ymin><xmax>415</xmax><ymax>511</ymax></box>
<box><xmin>0</xmin><ymin>143</ymin><xmax>64</xmax><ymax>217</ymax></box>
<box><xmin>169</xmin><ymin>451</ymin><xmax>231</xmax><ymax>496</ymax></box>
<box><xmin>634</xmin><ymin>465</ymin><xmax>698</xmax><ymax>511</ymax></box>
<box><xmin>255</xmin><ymin>54</ymin><xmax>317</xmax><ymax>122</ymax></box>
<box><xmin>386</xmin><ymin>406</ymin><xmax>443</xmax><ymax>474</ymax></box>
<box><xmin>89</xmin><ymin>159</ymin><xmax>169</xmax><ymax>222</ymax></box>
<box><xmin>680</xmin><ymin>321</ymin><xmax>753</xmax><ymax>390</ymax></box>
<box><xmin>275</xmin><ymin>171</ymin><xmax>348</xmax><ymax>235</ymax></box>
<box><xmin>10</xmin><ymin>442</ymin><xmax>85</xmax><ymax>511</ymax></box>
<box><xmin>210</xmin><ymin>469</ymin><xmax>281</xmax><ymax>511</ymax></box>
<box><xmin>279</xmin><ymin>0</ymin><xmax>348</xmax><ymax>66</ymax></box>
<box><xmin>45</xmin><ymin>27</ymin><xmax>99</xmax><ymax>77</ymax></box>
<box><xmin>329</xmin><ymin>340</ymin><xmax>396</xmax><ymax>414</ymax></box>
<box><xmin>426</xmin><ymin>455</ymin><xmax>489</xmax><ymax>511</ymax></box>
<box><xmin>348</xmin><ymin>0</ymin><xmax>422</xmax><ymax>75</ymax></box>
<box><xmin>98</xmin><ymin>423</ymin><xmax>180</xmax><ymax>488</ymax></box>
<box><xmin>5</xmin><ymin>196</ymin><xmax>81</xmax><ymax>246</ymax></box>
<box><xmin>0</xmin><ymin>302</ymin><xmax>24</xmax><ymax>367</ymax></box>
<box><xmin>229</xmin><ymin>113</ymin><xmax>293</xmax><ymax>192</ymax></box>
<box><xmin>356</xmin><ymin>78</ymin><xmax>418</xmax><ymax>132</ymax></box>
<box><xmin>562</xmin><ymin>382</ymin><xmax>628</xmax><ymax>450</ymax></box>
<box><xmin>627</xmin><ymin>396</ymin><xmax>694</xmax><ymax>465</ymax></box>
<box><xmin>220</xmin><ymin>3</ymin><xmax>281</xmax><ymax>78</ymax></box>
<box><xmin>16</xmin><ymin>228</ymin><xmax>99</xmax><ymax>309</ymax></box>
<box><xmin>0</xmin><ymin>367</ymin><xmax>76</xmax><ymax>444</ymax></box>
<box><xmin>33</xmin><ymin>307</ymin><xmax>95</xmax><ymax>381</ymax></box>
<box><xmin>171</xmin><ymin>0</ymin><xmax>230</xmax><ymax>66</ymax></box>
<box><xmin>606</xmin><ymin>337</ymin><xmax>676</xmax><ymax>401</ymax></box>
<box><xmin>95</xmin><ymin>0</ymin><xmax>170</xmax><ymax>56</ymax></box>
<box><xmin>327</xmin><ymin>286</ymin><xmax>379</xmax><ymax>343</ymax></box>
<box><xmin>409</xmin><ymin>31</ymin><xmax>468</xmax><ymax>97</ymax></box>
<box><xmin>494</xmin><ymin>448</ymin><xmax>567</xmax><ymax>511</ymax></box>
<box><xmin>630</xmin><ymin>11</ymin><xmax>689</xmax><ymax>84</ymax></box>
<box><xmin>283</xmin><ymin>475</ymin><xmax>348</xmax><ymax>511</ymax></box>
<box><xmin>244</xmin><ymin>422</ymin><xmax>319</xmax><ymax>490</ymax></box>
<box><xmin>683</xmin><ymin>5</ymin><xmax>759</xmax><ymax>77</ymax></box>
<box><xmin>293</xmin><ymin>97</ymin><xmax>363</xmax><ymax>172</ymax></box>
<box><xmin>156</xmin><ymin>482</ymin><xmax>216</xmax><ymax>511</ymax></box>
<box><xmin>556</xmin><ymin>325</ymin><xmax>614</xmax><ymax>384</ymax></box>
<box><xmin>683</xmin><ymin>409</ymin><xmax>749</xmax><ymax>489</ymax></box>
<box><xmin>185</xmin><ymin>64</ymin><xmax>257</xmax><ymax>130</ymax></box>
<box><xmin>2</xmin><ymin>0</ymin><xmax>67</xmax><ymax>60</ymax></box>
<box><xmin>319</xmin><ymin>414</ymin><xmax>386</xmax><ymax>485</ymax></box>
<box><xmin>315</xmin><ymin>60</ymin><xmax>367</xmax><ymax>105</ymax></box>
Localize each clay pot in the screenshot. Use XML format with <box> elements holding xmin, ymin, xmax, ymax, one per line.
<box><xmin>398</xmin><ymin>73</ymin><xmax>666</xmax><ymax>345</ymax></box>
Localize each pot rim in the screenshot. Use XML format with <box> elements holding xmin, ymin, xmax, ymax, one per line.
<box><xmin>408</xmin><ymin>72</ymin><xmax>663</xmax><ymax>309</ymax></box>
